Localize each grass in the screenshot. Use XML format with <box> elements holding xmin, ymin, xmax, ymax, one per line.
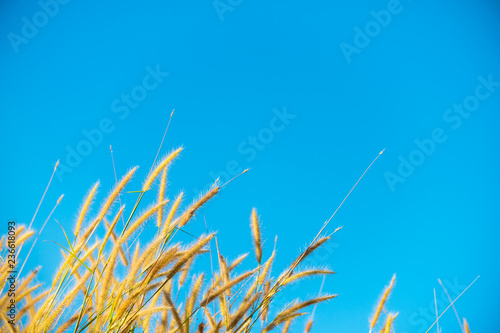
<box><xmin>0</xmin><ymin>144</ymin><xmax>477</xmax><ymax>332</ymax></box>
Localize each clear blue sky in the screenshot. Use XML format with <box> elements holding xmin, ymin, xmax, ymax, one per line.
<box><xmin>1</xmin><ymin>0</ymin><xmax>499</xmax><ymax>332</ymax></box>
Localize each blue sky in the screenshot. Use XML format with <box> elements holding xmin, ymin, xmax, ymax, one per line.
<box><xmin>1</xmin><ymin>0</ymin><xmax>499</xmax><ymax>332</ymax></box>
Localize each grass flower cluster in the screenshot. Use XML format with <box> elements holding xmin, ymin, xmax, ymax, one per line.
<box><xmin>0</xmin><ymin>148</ymin><xmax>339</xmax><ymax>333</ymax></box>
<box><xmin>0</xmin><ymin>146</ymin><xmax>477</xmax><ymax>332</ymax></box>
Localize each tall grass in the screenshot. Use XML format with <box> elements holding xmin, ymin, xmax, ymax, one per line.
<box><xmin>0</xmin><ymin>148</ymin><xmax>340</xmax><ymax>332</ymax></box>
<box><xmin>0</xmin><ymin>146</ymin><xmax>476</xmax><ymax>332</ymax></box>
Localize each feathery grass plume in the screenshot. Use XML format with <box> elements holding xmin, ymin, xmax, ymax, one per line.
<box><xmin>200</xmin><ymin>267</ymin><xmax>258</xmax><ymax>307</ymax></box>
<box><xmin>184</xmin><ymin>273</ymin><xmax>205</xmax><ymax>331</ymax></box>
<box><xmin>177</xmin><ymin>186</ymin><xmax>219</xmax><ymax>227</ymax></box>
<box><xmin>178</xmin><ymin>257</ymin><xmax>195</xmax><ymax>290</ymax></box>
<box><xmin>99</xmin><ymin>205</ymin><xmax>125</xmax><ymax>254</ymax></box>
<box><xmin>39</xmin><ymin>269</ymin><xmax>92</xmax><ymax>332</ymax></box>
<box><xmin>161</xmin><ymin>191</ymin><xmax>183</xmax><ymax>239</ymax></box>
<box><xmin>103</xmin><ymin>217</ymin><xmax>129</xmax><ymax>267</ymax></box>
<box><xmin>204</xmin><ymin>307</ymin><xmax>216</xmax><ymax>328</ymax></box>
<box><xmin>74</xmin><ymin>181</ymin><xmax>100</xmax><ymax>242</ymax></box>
<box><xmin>369</xmin><ymin>274</ymin><xmax>396</xmax><ymax>333</ymax></box>
<box><xmin>76</xmin><ymin>167</ymin><xmax>137</xmax><ymax>251</ymax></box>
<box><xmin>143</xmin><ymin>147</ymin><xmax>182</xmax><ymax>192</ymax></box>
<box><xmin>464</xmin><ymin>318</ymin><xmax>471</xmax><ymax>333</ymax></box>
<box><xmin>250</xmin><ymin>208</ymin><xmax>263</xmax><ymax>264</ymax></box>
<box><xmin>381</xmin><ymin>312</ymin><xmax>398</xmax><ymax>333</ymax></box>
<box><xmin>228</xmin><ymin>253</ymin><xmax>248</xmax><ymax>272</ymax></box>
<box><xmin>283</xmin><ymin>269</ymin><xmax>334</xmax><ymax>286</ymax></box>
<box><xmin>120</xmin><ymin>200</ymin><xmax>169</xmax><ymax>243</ymax></box>
<box><xmin>304</xmin><ymin>319</ymin><xmax>313</xmax><ymax>333</ymax></box>
<box><xmin>96</xmin><ymin>243</ymin><xmax>118</xmax><ymax>315</ymax></box>
<box><xmin>157</xmin><ymin>167</ymin><xmax>168</xmax><ymax>227</ymax></box>
<box><xmin>278</xmin><ymin>295</ymin><xmax>337</xmax><ymax>320</ymax></box>
<box><xmin>282</xmin><ymin>320</ymin><xmax>292</xmax><ymax>333</ymax></box>
<box><xmin>291</xmin><ymin>236</ymin><xmax>330</xmax><ymax>270</ymax></box>
<box><xmin>261</xmin><ymin>282</ymin><xmax>271</xmax><ymax>322</ymax></box>
<box><xmin>228</xmin><ymin>291</ymin><xmax>262</xmax><ymax>330</ymax></box>
<box><xmin>164</xmin><ymin>233</ymin><xmax>215</xmax><ymax>284</ymax></box>
<box><xmin>18</xmin><ymin>290</ymin><xmax>51</xmax><ymax>321</ymax></box>
<box><xmin>164</xmin><ymin>292</ymin><xmax>184</xmax><ymax>333</ymax></box>
<box><xmin>259</xmin><ymin>251</ymin><xmax>275</xmax><ymax>285</ymax></box>
<box><xmin>262</xmin><ymin>312</ymin><xmax>306</xmax><ymax>333</ymax></box>
<box><xmin>14</xmin><ymin>229</ymin><xmax>36</xmax><ymax>249</ymax></box>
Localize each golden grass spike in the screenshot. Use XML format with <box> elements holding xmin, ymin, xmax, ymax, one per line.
<box><xmin>280</xmin><ymin>295</ymin><xmax>337</xmax><ymax>320</ymax></box>
<box><xmin>161</xmin><ymin>192</ymin><xmax>183</xmax><ymax>238</ymax></box>
<box><xmin>41</xmin><ymin>270</ymin><xmax>92</xmax><ymax>331</ymax></box>
<box><xmin>179</xmin><ymin>257</ymin><xmax>195</xmax><ymax>290</ymax></box>
<box><xmin>15</xmin><ymin>283</ymin><xmax>42</xmax><ymax>304</ymax></box>
<box><xmin>147</xmin><ymin>246</ymin><xmax>180</xmax><ymax>281</ymax></box>
<box><xmin>228</xmin><ymin>291</ymin><xmax>262</xmax><ymax>330</ymax></box>
<box><xmin>96</xmin><ymin>244</ymin><xmax>118</xmax><ymax>314</ymax></box>
<box><xmin>304</xmin><ymin>319</ymin><xmax>313</xmax><ymax>333</ymax></box>
<box><xmin>158</xmin><ymin>167</ymin><xmax>168</xmax><ymax>227</ymax></box>
<box><xmin>369</xmin><ymin>274</ymin><xmax>396</xmax><ymax>333</ymax></box>
<box><xmin>15</xmin><ymin>229</ymin><xmax>36</xmax><ymax>248</ymax></box>
<box><xmin>165</xmin><ymin>233</ymin><xmax>215</xmax><ymax>281</ymax></box>
<box><xmin>464</xmin><ymin>318</ymin><xmax>471</xmax><ymax>333</ymax></box>
<box><xmin>218</xmin><ymin>254</ymin><xmax>230</xmax><ymax>293</ymax></box>
<box><xmin>259</xmin><ymin>251</ymin><xmax>275</xmax><ymax>285</ymax></box>
<box><xmin>100</xmin><ymin>206</ymin><xmax>125</xmax><ymax>254</ymax></box>
<box><xmin>177</xmin><ymin>186</ymin><xmax>219</xmax><ymax>228</ymax></box>
<box><xmin>263</xmin><ymin>312</ymin><xmax>306</xmax><ymax>333</ymax></box>
<box><xmin>143</xmin><ymin>280</ymin><xmax>165</xmax><ymax>333</ymax></box>
<box><xmin>164</xmin><ymin>292</ymin><xmax>184</xmax><ymax>333</ymax></box>
<box><xmin>250</xmin><ymin>208</ymin><xmax>262</xmax><ymax>264</ymax></box>
<box><xmin>228</xmin><ymin>253</ymin><xmax>248</xmax><ymax>272</ymax></box>
<box><xmin>292</xmin><ymin>236</ymin><xmax>330</xmax><ymax>269</ymax></box>
<box><xmin>120</xmin><ymin>200</ymin><xmax>169</xmax><ymax>243</ymax></box>
<box><xmin>283</xmin><ymin>269</ymin><xmax>335</xmax><ymax>286</ymax></box>
<box><xmin>261</xmin><ymin>282</ymin><xmax>271</xmax><ymax>322</ymax></box>
<box><xmin>185</xmin><ymin>273</ymin><xmax>205</xmax><ymax>330</ymax></box>
<box><xmin>17</xmin><ymin>289</ymin><xmax>50</xmax><ymax>319</ymax></box>
<box><xmin>200</xmin><ymin>267</ymin><xmax>258</xmax><ymax>307</ymax></box>
<box><xmin>74</xmin><ymin>181</ymin><xmax>100</xmax><ymax>240</ymax></box>
<box><xmin>381</xmin><ymin>312</ymin><xmax>398</xmax><ymax>333</ymax></box>
<box><xmin>204</xmin><ymin>307</ymin><xmax>216</xmax><ymax>328</ymax></box>
<box><xmin>104</xmin><ymin>218</ymin><xmax>129</xmax><ymax>267</ymax></box>
<box><xmin>282</xmin><ymin>320</ymin><xmax>292</xmax><ymax>333</ymax></box>
<box><xmin>137</xmin><ymin>306</ymin><xmax>171</xmax><ymax>317</ymax></box>
<box><xmin>77</xmin><ymin>167</ymin><xmax>137</xmax><ymax>250</ymax></box>
<box><xmin>143</xmin><ymin>147</ymin><xmax>182</xmax><ymax>192</ymax></box>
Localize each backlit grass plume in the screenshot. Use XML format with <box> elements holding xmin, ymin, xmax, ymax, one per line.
<box><xmin>0</xmin><ymin>151</ymin><xmax>338</xmax><ymax>333</ymax></box>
